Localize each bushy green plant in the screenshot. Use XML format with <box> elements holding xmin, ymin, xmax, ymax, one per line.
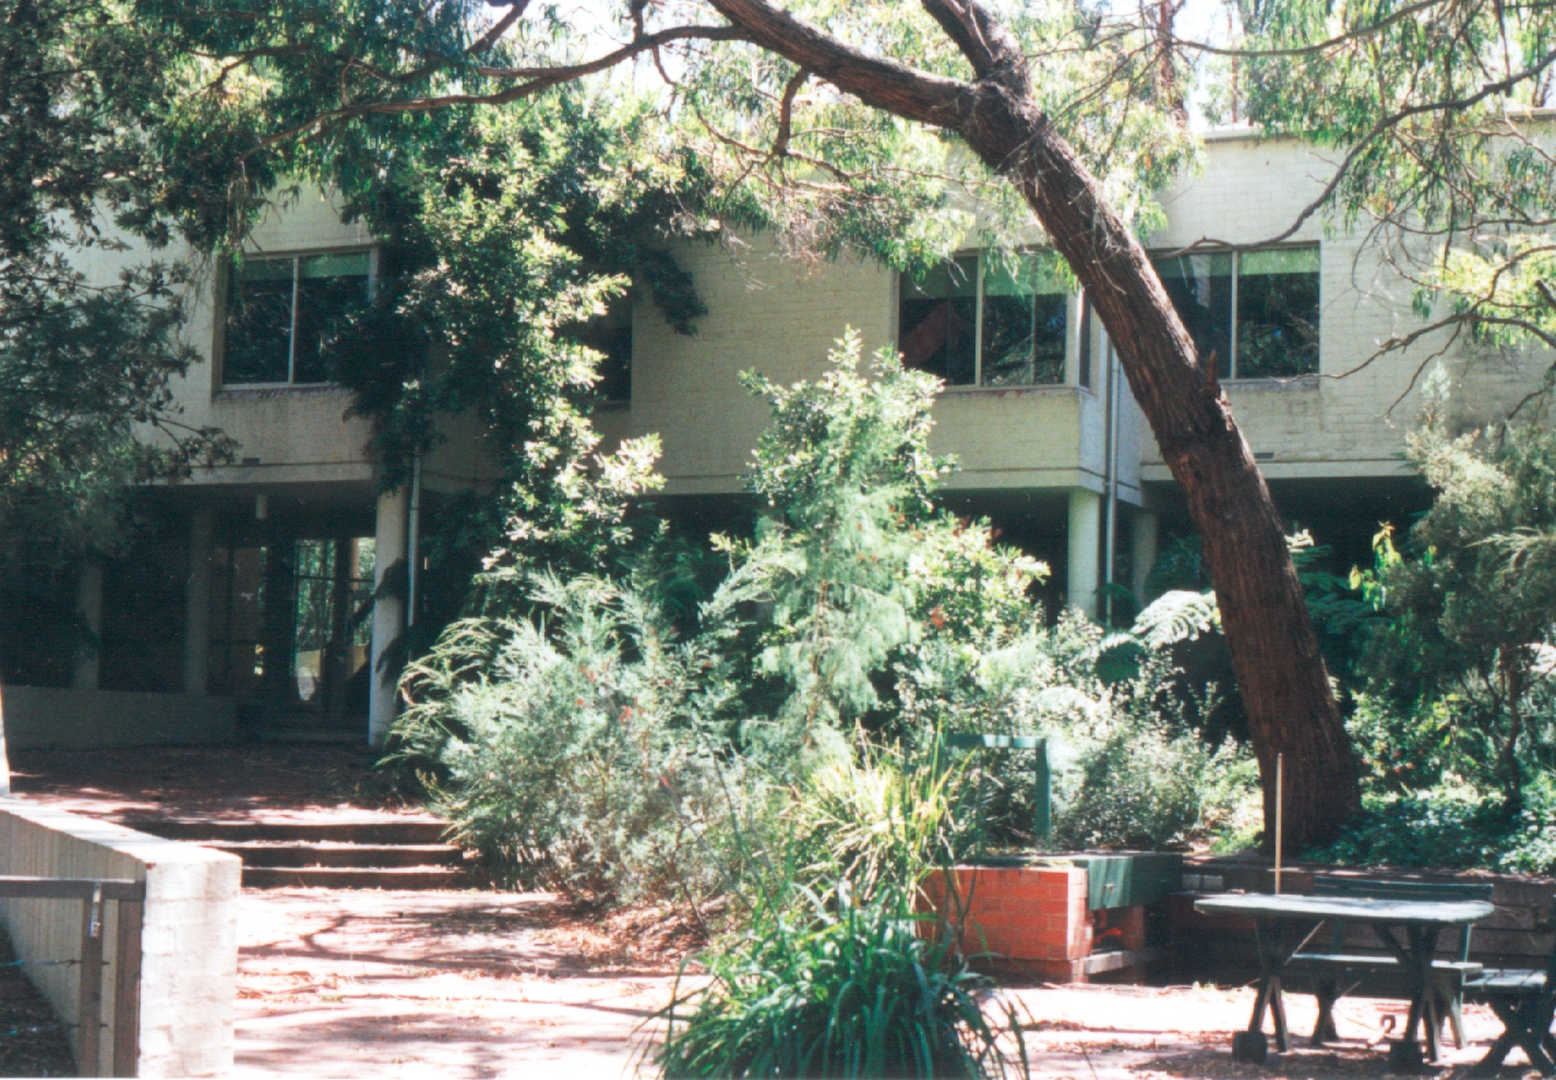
<box><xmin>1050</xmin><ymin>724</ymin><xmax>1247</xmax><ymax>851</ymax></box>
<box><xmin>722</xmin><ymin>333</ymin><xmax>1047</xmax><ymax>744</ymax></box>
<box><xmin>1353</xmin><ymin>402</ymin><xmax>1556</xmax><ymax>813</ymax></box>
<box><xmin>392</xmin><ymin>340</ymin><xmax>1245</xmax><ymax>910</ymax></box>
<box><xmin>901</xmin><ymin>608</ymin><xmax>1253</xmax><ymax>852</ymax></box>
<box><xmin>656</xmin><ymin>885</ymin><xmax>1022</xmax><ymax>1079</ymax></box>
<box><xmin>783</xmin><ymin>738</ymin><xmax>981</xmax><ymax>904</ymax></box>
<box><xmin>390</xmin><ymin>572</ymin><xmax>774</xmax><ymax>906</ymax></box>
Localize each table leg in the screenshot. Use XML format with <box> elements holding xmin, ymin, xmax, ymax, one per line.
<box><xmin>1373</xmin><ymin>922</ymin><xmax>1442</xmax><ymax>1071</ymax></box>
<box><xmin>1236</xmin><ymin>918</ymin><xmax>1295</xmax><ymax>1058</ymax></box>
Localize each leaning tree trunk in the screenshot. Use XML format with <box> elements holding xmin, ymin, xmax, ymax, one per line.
<box><xmin>710</xmin><ymin>0</ymin><xmax>1361</xmax><ymax>850</ymax></box>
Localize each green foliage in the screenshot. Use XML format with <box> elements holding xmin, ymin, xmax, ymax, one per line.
<box><xmin>1129</xmin><ymin>589</ymin><xmax>1221</xmax><ymax>651</ymax></box>
<box><xmin>1310</xmin><ymin>776</ymin><xmax>1556</xmax><ymax>876</ymax></box>
<box><xmin>1051</xmin><ymin>720</ymin><xmax>1248</xmax><ymax>852</ymax></box>
<box><xmin>395</xmin><ymin>344</ymin><xmax>1248</xmax><ymax>906</ymax></box>
<box><xmin>717</xmin><ymin>335</ymin><xmax>1048</xmax><ymax>745</ymax></box>
<box><xmin>1</xmin><ymin>0</ymin><xmax>231</xmax><ymax>563</ymax></box>
<box><xmin>1354</xmin><ymin>407</ymin><xmax>1556</xmax><ymax>809</ymax></box>
<box><xmin>656</xmin><ymin>885</ymin><xmax>1022</xmax><ymax>1080</ymax></box>
<box><xmin>390</xmin><ymin>571</ymin><xmax>774</xmax><ymax>905</ymax></box>
<box><xmin>783</xmin><ymin>740</ymin><xmax>979</xmax><ymax>905</ymax></box>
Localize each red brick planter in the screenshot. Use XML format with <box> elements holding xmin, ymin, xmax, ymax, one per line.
<box><xmin>921</xmin><ymin>863</ymin><xmax>1094</xmax><ymax>981</ymax></box>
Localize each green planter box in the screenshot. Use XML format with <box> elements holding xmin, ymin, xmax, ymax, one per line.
<box><xmin>1068</xmin><ymin>853</ymin><xmax>1183</xmax><ymax>911</ymax></box>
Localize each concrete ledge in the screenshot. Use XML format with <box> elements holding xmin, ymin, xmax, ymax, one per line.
<box><xmin>0</xmin><ymin>797</ymin><xmax>241</xmax><ymax>1076</ymax></box>
<box><xmin>0</xmin><ymin>686</ymin><xmax>236</xmax><ymax>749</ymax></box>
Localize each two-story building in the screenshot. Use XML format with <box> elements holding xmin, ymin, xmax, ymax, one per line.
<box><xmin>2</xmin><ymin>131</ymin><xmax>1546</xmax><ymax>750</ymax></box>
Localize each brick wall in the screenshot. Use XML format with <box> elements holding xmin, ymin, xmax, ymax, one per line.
<box><xmin>921</xmin><ymin>863</ymin><xmax>1094</xmax><ymax>982</ymax></box>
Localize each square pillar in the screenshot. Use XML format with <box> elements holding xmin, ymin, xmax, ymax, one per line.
<box><xmin>1130</xmin><ymin>510</ymin><xmax>1159</xmax><ymax>604</ymax></box>
<box><xmin>183</xmin><ymin>507</ymin><xmax>214</xmax><ymax>696</ymax></box>
<box><xmin>1066</xmin><ymin>490</ymin><xmax>1102</xmax><ymax>617</ymax></box>
<box><xmin>72</xmin><ymin>562</ymin><xmax>104</xmax><ymax>690</ymax></box>
<box><xmin>368</xmin><ymin>487</ymin><xmax>408</xmax><ymax>748</ymax></box>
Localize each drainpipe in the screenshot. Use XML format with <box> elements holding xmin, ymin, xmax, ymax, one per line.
<box><xmin>407</xmin><ymin>452</ymin><xmax>423</xmax><ymax>630</ymax></box>
<box><xmin>1102</xmin><ymin>344</ymin><xmax>1121</xmax><ymax>625</ymax></box>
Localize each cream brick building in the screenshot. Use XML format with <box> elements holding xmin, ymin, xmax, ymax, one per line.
<box><xmin>2</xmin><ymin>131</ymin><xmax>1545</xmax><ymax>747</ymax></box>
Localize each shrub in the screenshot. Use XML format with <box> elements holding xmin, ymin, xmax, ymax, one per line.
<box><xmin>1050</xmin><ymin>722</ymin><xmax>1246</xmax><ymax>851</ymax></box>
<box><xmin>783</xmin><ymin>738</ymin><xmax>982</xmax><ymax>904</ymax></box>
<box><xmin>1354</xmin><ymin>406</ymin><xmax>1556</xmax><ymax>812</ymax></box>
<box><xmin>1309</xmin><ymin>776</ymin><xmax>1556</xmax><ymax>875</ymax></box>
<box><xmin>390</xmin><ymin>572</ymin><xmax>776</xmax><ymax>906</ymax></box>
<box><xmin>902</xmin><ymin>609</ymin><xmax>1254</xmax><ymax>853</ymax></box>
<box><xmin>656</xmin><ymin>887</ymin><xmax>1023</xmax><ymax>1079</ymax></box>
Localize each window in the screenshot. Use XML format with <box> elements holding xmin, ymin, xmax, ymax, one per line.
<box><xmin>223</xmin><ymin>250</ymin><xmax>371</xmax><ymax>386</ymax></box>
<box><xmin>581</xmin><ymin>296</ymin><xmax>632</xmax><ymax>403</ymax></box>
<box><xmin>1153</xmin><ymin>245</ymin><xmax>1320</xmax><ymax>379</ymax></box>
<box><xmin>899</xmin><ymin>252</ymin><xmax>1069</xmax><ymax>387</ymax></box>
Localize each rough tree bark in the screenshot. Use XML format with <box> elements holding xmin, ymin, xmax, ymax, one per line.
<box><xmin>708</xmin><ymin>0</ymin><xmax>1360</xmax><ymax>849</ymax></box>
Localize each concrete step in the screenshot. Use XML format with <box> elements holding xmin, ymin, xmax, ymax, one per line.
<box><xmin>241</xmin><ymin>865</ymin><xmax>467</xmax><ymax>890</ymax></box>
<box><xmin>210</xmin><ymin>841</ymin><xmax>464</xmax><ymax>869</ymax></box>
<box><xmin>121</xmin><ymin>815</ymin><xmax>472</xmax><ymax>890</ymax></box>
<box><xmin>124</xmin><ymin>818</ymin><xmax>450</xmax><ymax>845</ymax></box>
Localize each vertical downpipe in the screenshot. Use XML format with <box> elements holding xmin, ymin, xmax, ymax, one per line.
<box><xmin>407</xmin><ymin>453</ymin><xmax>423</xmax><ymax>630</ymax></box>
<box><xmin>1102</xmin><ymin>340</ymin><xmax>1121</xmax><ymax>625</ymax></box>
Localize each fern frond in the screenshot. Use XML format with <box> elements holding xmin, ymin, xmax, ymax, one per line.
<box><xmin>1131</xmin><ymin>589</ymin><xmax>1221</xmax><ymax>649</ymax></box>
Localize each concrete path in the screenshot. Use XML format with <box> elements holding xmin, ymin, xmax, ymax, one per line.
<box><xmin>233</xmin><ymin>888</ymin><xmax>681</xmax><ymax>1079</ymax></box>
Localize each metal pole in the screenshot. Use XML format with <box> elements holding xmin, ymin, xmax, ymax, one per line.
<box><xmin>1274</xmin><ymin>753</ymin><xmax>1284</xmax><ymax>894</ymax></box>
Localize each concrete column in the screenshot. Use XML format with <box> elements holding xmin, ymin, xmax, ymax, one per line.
<box><xmin>1066</xmin><ymin>490</ymin><xmax>1102</xmax><ymax>617</ymax></box>
<box><xmin>72</xmin><ymin>562</ymin><xmax>104</xmax><ymax>690</ymax></box>
<box><xmin>183</xmin><ymin>507</ymin><xmax>214</xmax><ymax>696</ymax></box>
<box><xmin>368</xmin><ymin>486</ymin><xmax>408</xmax><ymax>748</ymax></box>
<box><xmin>1131</xmin><ymin>510</ymin><xmax>1159</xmax><ymax>604</ymax></box>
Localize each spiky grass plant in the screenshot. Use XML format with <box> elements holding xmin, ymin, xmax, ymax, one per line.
<box><xmin>656</xmin><ymin>881</ymin><xmax>1023</xmax><ymax>1079</ymax></box>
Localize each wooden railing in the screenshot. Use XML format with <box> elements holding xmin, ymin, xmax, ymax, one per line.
<box><xmin>0</xmin><ymin>875</ymin><xmax>145</xmax><ymax>1076</ymax></box>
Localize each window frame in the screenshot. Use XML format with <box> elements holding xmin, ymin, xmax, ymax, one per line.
<box><xmin>898</xmin><ymin>251</ymin><xmax>1078</xmax><ymax>390</ymax></box>
<box><xmin>1151</xmin><ymin>243</ymin><xmax>1321</xmax><ymax>381</ymax></box>
<box><xmin>219</xmin><ymin>246</ymin><xmax>378</xmax><ymax>390</ymax></box>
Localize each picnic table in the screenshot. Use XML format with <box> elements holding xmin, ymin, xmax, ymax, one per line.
<box><xmin>1194</xmin><ymin>891</ymin><xmax>1496</xmax><ymax>1069</ymax></box>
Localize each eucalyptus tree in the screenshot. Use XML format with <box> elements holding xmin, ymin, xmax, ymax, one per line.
<box><xmin>132</xmin><ymin>0</ymin><xmax>1365</xmax><ymax>847</ymax></box>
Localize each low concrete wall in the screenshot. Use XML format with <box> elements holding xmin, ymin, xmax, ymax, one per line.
<box><xmin>0</xmin><ymin>798</ymin><xmax>241</xmax><ymax>1076</ymax></box>
<box><xmin>1</xmin><ymin>686</ymin><xmax>237</xmax><ymax>749</ymax></box>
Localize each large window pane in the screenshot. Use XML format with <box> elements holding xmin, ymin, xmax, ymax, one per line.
<box><xmin>573</xmin><ymin>294</ymin><xmax>632</xmax><ymax>402</ymax></box>
<box><xmin>899</xmin><ymin>256</ymin><xmax>977</xmax><ymax>385</ymax></box>
<box><xmin>981</xmin><ymin>253</ymin><xmax>1067</xmax><ymax>385</ymax></box>
<box><xmin>1155</xmin><ymin>252</ymin><xmax>1233</xmax><ymax>378</ymax></box>
<box><xmin>1237</xmin><ymin>247</ymin><xmax>1320</xmax><ymax>378</ymax></box>
<box><xmin>293</xmin><ymin>252</ymin><xmax>370</xmax><ymax>384</ymax></box>
<box><xmin>224</xmin><ymin>257</ymin><xmax>294</xmax><ymax>384</ymax></box>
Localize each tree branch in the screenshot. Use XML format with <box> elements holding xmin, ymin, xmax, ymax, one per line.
<box><xmin>706</xmin><ymin>0</ymin><xmax>974</xmax><ymax>129</ymax></box>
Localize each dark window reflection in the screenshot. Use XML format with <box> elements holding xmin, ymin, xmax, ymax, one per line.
<box><xmin>1154</xmin><ymin>251</ymin><xmax>1234</xmax><ymax>378</ymax></box>
<box><xmin>224</xmin><ymin>252</ymin><xmax>370</xmax><ymax>385</ymax></box>
<box><xmin>294</xmin><ymin>253</ymin><xmax>370</xmax><ymax>384</ymax></box>
<box><xmin>899</xmin><ymin>256</ymin><xmax>977</xmax><ymax>385</ymax></box>
<box><xmin>1237</xmin><ymin>248</ymin><xmax>1320</xmax><ymax>377</ymax></box>
<box><xmin>900</xmin><ymin>253</ymin><xmax>1066</xmax><ymax>387</ymax></box>
<box><xmin>224</xmin><ymin>258</ymin><xmax>294</xmax><ymax>384</ymax></box>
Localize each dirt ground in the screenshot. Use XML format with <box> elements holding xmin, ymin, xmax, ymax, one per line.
<box><xmin>6</xmin><ymin>746</ymin><xmax>1553</xmax><ymax>1078</ymax></box>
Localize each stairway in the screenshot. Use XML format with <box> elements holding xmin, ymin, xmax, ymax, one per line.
<box><xmin>124</xmin><ymin>817</ymin><xmax>469</xmax><ymax>890</ymax></box>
